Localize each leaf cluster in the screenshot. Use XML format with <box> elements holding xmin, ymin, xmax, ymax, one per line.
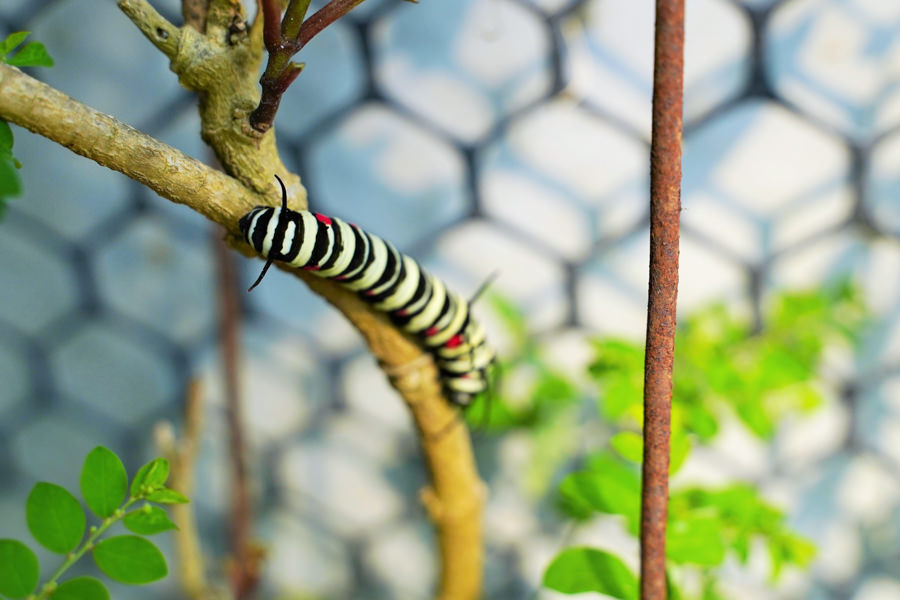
<box><xmin>0</xmin><ymin>447</ymin><xmax>187</xmax><ymax>600</ymax></box>
<box><xmin>480</xmin><ymin>282</ymin><xmax>866</xmax><ymax>598</ymax></box>
<box><xmin>0</xmin><ymin>31</ymin><xmax>54</xmax><ymax>215</ymax></box>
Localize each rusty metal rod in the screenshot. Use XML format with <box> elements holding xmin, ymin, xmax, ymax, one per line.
<box><xmin>640</xmin><ymin>0</ymin><xmax>684</xmax><ymax>598</ymax></box>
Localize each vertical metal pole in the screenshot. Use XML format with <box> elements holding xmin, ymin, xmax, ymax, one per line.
<box><xmin>641</xmin><ymin>0</ymin><xmax>684</xmax><ymax>598</ymax></box>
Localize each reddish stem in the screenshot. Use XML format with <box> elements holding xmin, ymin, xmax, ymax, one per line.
<box><xmin>214</xmin><ymin>235</ymin><xmax>258</xmax><ymax>600</ymax></box>
<box><xmin>640</xmin><ymin>0</ymin><xmax>684</xmax><ymax>599</ymax></box>
<box><xmin>261</xmin><ymin>0</ymin><xmax>283</xmax><ymax>49</ymax></box>
<box><xmin>296</xmin><ymin>0</ymin><xmax>365</xmax><ymax>47</ymax></box>
<box><xmin>249</xmin><ymin>0</ymin><xmax>365</xmax><ymax>132</ymax></box>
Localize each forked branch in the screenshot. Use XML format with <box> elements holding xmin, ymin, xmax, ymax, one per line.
<box><xmin>249</xmin><ymin>0</ymin><xmax>366</xmax><ymax>132</ymax></box>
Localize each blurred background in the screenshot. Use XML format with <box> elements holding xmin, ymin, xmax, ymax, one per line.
<box><xmin>1</xmin><ymin>0</ymin><xmax>899</xmax><ymax>598</ymax></box>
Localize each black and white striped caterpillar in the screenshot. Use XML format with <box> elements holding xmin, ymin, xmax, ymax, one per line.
<box><xmin>239</xmin><ymin>176</ymin><xmax>495</xmax><ymax>407</ymax></box>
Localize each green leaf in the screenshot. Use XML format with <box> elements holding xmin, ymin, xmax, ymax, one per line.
<box><xmin>0</xmin><ymin>121</ymin><xmax>13</xmax><ymax>155</ymax></box>
<box><xmin>130</xmin><ymin>458</ymin><xmax>170</xmax><ymax>496</ymax></box>
<box><xmin>145</xmin><ymin>487</ymin><xmax>189</xmax><ymax>504</ymax></box>
<box><xmin>0</xmin><ymin>158</ymin><xmax>21</xmax><ymax>197</ymax></box>
<box><xmin>26</xmin><ymin>482</ymin><xmax>86</xmax><ymax>554</ymax></box>
<box><xmin>666</xmin><ymin>516</ymin><xmax>727</xmax><ymax>566</ymax></box>
<box><xmin>123</xmin><ymin>505</ymin><xmax>178</xmax><ymax>535</ymax></box>
<box><xmin>7</xmin><ymin>42</ymin><xmax>54</xmax><ymax>67</ymax></box>
<box><xmin>52</xmin><ymin>577</ymin><xmax>110</xmax><ymax>600</ymax></box>
<box><xmin>543</xmin><ymin>547</ymin><xmax>638</xmax><ymax>599</ymax></box>
<box><xmin>92</xmin><ymin>536</ymin><xmax>167</xmax><ymax>584</ymax></box>
<box><xmin>558</xmin><ymin>456</ymin><xmax>640</xmax><ymax>532</ymax></box>
<box><xmin>0</xmin><ymin>539</ymin><xmax>39</xmax><ymax>598</ymax></box>
<box><xmin>1</xmin><ymin>32</ymin><xmax>29</xmax><ymax>57</ymax></box>
<box><xmin>610</xmin><ymin>431</ymin><xmax>642</xmax><ymax>463</ymax></box>
<box><xmin>81</xmin><ymin>446</ymin><xmax>128</xmax><ymax>518</ymax></box>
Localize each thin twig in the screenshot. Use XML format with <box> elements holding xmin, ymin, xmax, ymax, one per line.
<box><xmin>214</xmin><ymin>234</ymin><xmax>260</xmax><ymax>599</ymax></box>
<box><xmin>295</xmin><ymin>0</ymin><xmax>365</xmax><ymax>47</ymax></box>
<box><xmin>155</xmin><ymin>379</ymin><xmax>212</xmax><ymax>599</ymax></box>
<box><xmin>640</xmin><ymin>1</ymin><xmax>684</xmax><ymax>598</ymax></box>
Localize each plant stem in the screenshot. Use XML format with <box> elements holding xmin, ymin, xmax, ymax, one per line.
<box><xmin>34</xmin><ymin>497</ymin><xmax>140</xmax><ymax>599</ymax></box>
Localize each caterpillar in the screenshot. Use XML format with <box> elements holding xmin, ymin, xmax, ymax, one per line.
<box><xmin>239</xmin><ymin>176</ymin><xmax>495</xmax><ymax>407</ymax></box>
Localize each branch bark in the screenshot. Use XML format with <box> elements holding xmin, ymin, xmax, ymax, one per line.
<box><xmin>640</xmin><ymin>1</ymin><xmax>684</xmax><ymax>598</ymax></box>
<box><xmin>0</xmin><ymin>58</ymin><xmax>483</xmax><ymax>600</ymax></box>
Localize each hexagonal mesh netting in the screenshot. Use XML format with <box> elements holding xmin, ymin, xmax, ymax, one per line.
<box><xmin>1</xmin><ymin>0</ymin><xmax>900</xmax><ymax>598</ymax></box>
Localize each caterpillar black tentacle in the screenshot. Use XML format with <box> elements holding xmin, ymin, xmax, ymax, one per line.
<box><xmin>240</xmin><ymin>175</ymin><xmax>495</xmax><ymax>407</ymax></box>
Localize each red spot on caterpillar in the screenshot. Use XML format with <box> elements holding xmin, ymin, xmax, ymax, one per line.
<box><xmin>396</xmin><ymin>309</ymin><xmax>408</xmax><ymax>316</ymax></box>
<box><xmin>364</xmin><ymin>289</ymin><xmax>376</xmax><ymax>296</ymax></box>
<box><xmin>304</xmin><ymin>265</ymin><xmax>320</xmax><ymax>271</ymax></box>
<box><xmin>425</xmin><ymin>327</ymin><xmax>439</xmax><ymax>337</ymax></box>
<box><xmin>446</xmin><ymin>334</ymin><xmax>464</xmax><ymax>348</ymax></box>
<box><xmin>334</xmin><ymin>275</ymin><xmax>347</xmax><ymax>280</ymax></box>
<box><xmin>316</xmin><ymin>213</ymin><xmax>332</xmax><ymax>226</ymax></box>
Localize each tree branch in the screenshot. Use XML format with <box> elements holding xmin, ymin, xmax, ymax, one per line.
<box><xmin>0</xmin><ymin>63</ymin><xmax>484</xmax><ymax>600</ymax></box>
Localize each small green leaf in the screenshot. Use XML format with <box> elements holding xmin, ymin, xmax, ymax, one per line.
<box><xmin>7</xmin><ymin>42</ymin><xmax>54</xmax><ymax>67</ymax></box>
<box><xmin>145</xmin><ymin>487</ymin><xmax>189</xmax><ymax>504</ymax></box>
<box><xmin>558</xmin><ymin>456</ymin><xmax>640</xmax><ymax>532</ymax></box>
<box><xmin>610</xmin><ymin>431</ymin><xmax>642</xmax><ymax>463</ymax></box>
<box><xmin>667</xmin><ymin>517</ymin><xmax>727</xmax><ymax>566</ymax></box>
<box><xmin>52</xmin><ymin>576</ymin><xmax>110</xmax><ymax>600</ymax></box>
<box><xmin>0</xmin><ymin>121</ymin><xmax>13</xmax><ymax>155</ymax></box>
<box><xmin>123</xmin><ymin>505</ymin><xmax>178</xmax><ymax>535</ymax></box>
<box><xmin>0</xmin><ymin>158</ymin><xmax>21</xmax><ymax>197</ymax></box>
<box><xmin>1</xmin><ymin>32</ymin><xmax>29</xmax><ymax>57</ymax></box>
<box><xmin>81</xmin><ymin>446</ymin><xmax>128</xmax><ymax>518</ymax></box>
<box><xmin>92</xmin><ymin>536</ymin><xmax>167</xmax><ymax>584</ymax></box>
<box><xmin>26</xmin><ymin>482</ymin><xmax>86</xmax><ymax>554</ymax></box>
<box><xmin>0</xmin><ymin>539</ymin><xmax>39</xmax><ymax>598</ymax></box>
<box><xmin>543</xmin><ymin>547</ymin><xmax>638</xmax><ymax>599</ymax></box>
<box><xmin>130</xmin><ymin>458</ymin><xmax>170</xmax><ymax>496</ymax></box>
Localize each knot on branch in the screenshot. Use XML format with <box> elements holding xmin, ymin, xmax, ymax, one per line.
<box><xmin>420</xmin><ymin>483</ymin><xmax>487</xmax><ymax>524</ymax></box>
<box><xmin>380</xmin><ymin>353</ymin><xmax>438</xmax><ymax>405</ymax></box>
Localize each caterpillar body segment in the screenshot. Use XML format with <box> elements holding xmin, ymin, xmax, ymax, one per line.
<box><xmin>239</xmin><ymin>186</ymin><xmax>495</xmax><ymax>407</ymax></box>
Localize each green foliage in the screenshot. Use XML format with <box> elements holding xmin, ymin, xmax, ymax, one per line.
<box><xmin>1</xmin><ymin>31</ymin><xmax>54</xmax><ymax>67</ymax></box>
<box><xmin>480</xmin><ymin>283</ymin><xmax>866</xmax><ymax>598</ymax></box>
<box><xmin>93</xmin><ymin>536</ymin><xmax>168</xmax><ymax>584</ymax></box>
<box><xmin>0</xmin><ymin>539</ymin><xmax>39</xmax><ymax>598</ymax></box>
<box><xmin>0</xmin><ymin>447</ymin><xmax>187</xmax><ymax>599</ymax></box>
<box><xmin>81</xmin><ymin>446</ymin><xmax>129</xmax><ymax>518</ymax></box>
<box><xmin>26</xmin><ymin>483</ymin><xmax>86</xmax><ymax>554</ymax></box>
<box><xmin>543</xmin><ymin>547</ymin><xmax>638</xmax><ymax>599</ymax></box>
<box><xmin>123</xmin><ymin>506</ymin><xmax>178</xmax><ymax>535</ymax></box>
<box><xmin>589</xmin><ymin>282</ymin><xmax>865</xmax><ymax>442</ymax></box>
<box><xmin>0</xmin><ymin>31</ymin><xmax>54</xmax><ymax>215</ymax></box>
<box><xmin>52</xmin><ymin>577</ymin><xmax>110</xmax><ymax>600</ymax></box>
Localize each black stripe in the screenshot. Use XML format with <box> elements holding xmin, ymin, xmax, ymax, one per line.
<box><xmin>366</xmin><ymin>256</ymin><xmax>407</xmax><ymax>304</ymax></box>
<box><xmin>250</xmin><ymin>210</ymin><xmax>272</xmax><ymax>253</ymax></box>
<box><xmin>335</xmin><ymin>225</ymin><xmax>368</xmax><ymax>278</ymax></box>
<box><xmin>343</xmin><ymin>231</ymin><xmax>378</xmax><ymax>283</ymax></box>
<box><xmin>319</xmin><ymin>218</ymin><xmax>345</xmax><ymax>271</ymax></box>
<box><xmin>388</xmin><ymin>268</ymin><xmax>429</xmax><ymax>321</ymax></box>
<box><xmin>309</xmin><ymin>218</ymin><xmax>331</xmax><ymax>266</ymax></box>
<box><xmin>269</xmin><ymin>209</ymin><xmax>290</xmax><ymax>260</ymax></box>
<box><xmin>369</xmin><ymin>243</ymin><xmax>400</xmax><ymax>291</ymax></box>
<box><xmin>281</xmin><ymin>212</ymin><xmax>305</xmax><ymax>262</ymax></box>
<box><xmin>417</xmin><ymin>293</ymin><xmax>451</xmax><ymax>336</ymax></box>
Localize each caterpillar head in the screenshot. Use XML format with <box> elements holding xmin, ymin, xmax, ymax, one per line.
<box><xmin>243</xmin><ymin>174</ymin><xmax>290</xmax><ymax>292</ymax></box>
